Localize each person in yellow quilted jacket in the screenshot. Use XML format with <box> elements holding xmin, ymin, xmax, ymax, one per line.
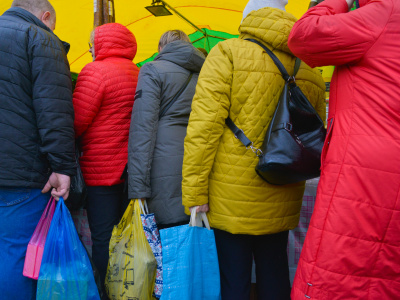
<box><xmin>182</xmin><ymin>0</ymin><xmax>326</xmax><ymax>299</ymax></box>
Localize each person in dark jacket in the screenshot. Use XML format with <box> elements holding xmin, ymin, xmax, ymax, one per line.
<box><xmin>73</xmin><ymin>23</ymin><xmax>139</xmax><ymax>299</ymax></box>
<box><xmin>0</xmin><ymin>0</ymin><xmax>75</xmax><ymax>299</ymax></box>
<box><xmin>128</xmin><ymin>30</ymin><xmax>205</xmax><ymax>229</ymax></box>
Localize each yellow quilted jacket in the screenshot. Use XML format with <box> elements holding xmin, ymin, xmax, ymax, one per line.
<box><xmin>182</xmin><ymin>8</ymin><xmax>326</xmax><ymax>235</ymax></box>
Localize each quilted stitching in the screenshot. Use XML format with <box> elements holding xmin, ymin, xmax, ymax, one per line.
<box><xmin>73</xmin><ymin>24</ymin><xmax>139</xmax><ymax>186</ymax></box>
<box><xmin>182</xmin><ymin>8</ymin><xmax>326</xmax><ymax>235</ymax></box>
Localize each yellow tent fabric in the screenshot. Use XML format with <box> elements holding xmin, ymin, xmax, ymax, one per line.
<box><xmin>0</xmin><ymin>0</ymin><xmax>310</xmax><ymax>73</ymax></box>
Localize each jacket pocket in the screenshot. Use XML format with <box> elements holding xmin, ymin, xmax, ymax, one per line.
<box><xmin>321</xmin><ymin>117</ymin><xmax>334</xmax><ymax>168</ymax></box>
<box><xmin>0</xmin><ymin>188</ymin><xmax>31</xmax><ymax>206</ymax></box>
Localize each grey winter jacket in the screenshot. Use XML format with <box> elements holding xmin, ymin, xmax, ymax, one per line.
<box><xmin>128</xmin><ymin>40</ymin><xmax>205</xmax><ymax>224</ymax></box>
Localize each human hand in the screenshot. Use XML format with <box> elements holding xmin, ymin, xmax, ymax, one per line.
<box><xmin>189</xmin><ymin>204</ymin><xmax>209</xmax><ymax>213</ymax></box>
<box><xmin>42</xmin><ymin>172</ymin><xmax>71</xmax><ymax>200</ymax></box>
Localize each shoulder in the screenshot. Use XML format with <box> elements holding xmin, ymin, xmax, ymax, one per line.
<box><xmin>139</xmin><ymin>61</ymin><xmax>163</xmax><ymax>79</ymax></box>
<box><xmin>296</xmin><ymin>62</ymin><xmax>325</xmax><ymax>91</ymax></box>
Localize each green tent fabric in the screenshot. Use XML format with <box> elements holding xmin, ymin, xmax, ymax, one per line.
<box><xmin>137</xmin><ymin>28</ymin><xmax>238</xmax><ymax>67</ymax></box>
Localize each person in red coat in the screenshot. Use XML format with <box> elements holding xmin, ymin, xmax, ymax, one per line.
<box><xmin>73</xmin><ymin>22</ymin><xmax>139</xmax><ymax>299</ymax></box>
<box><xmin>288</xmin><ymin>0</ymin><xmax>400</xmax><ymax>299</ymax></box>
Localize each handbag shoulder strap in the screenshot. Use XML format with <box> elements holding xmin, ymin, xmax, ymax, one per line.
<box><xmin>225</xmin><ymin>39</ymin><xmax>301</xmax><ymax>154</ymax></box>
<box><xmin>245</xmin><ymin>38</ymin><xmax>301</xmax><ymax>79</ymax></box>
<box><xmin>159</xmin><ymin>72</ymin><xmax>194</xmax><ymax>119</ymax></box>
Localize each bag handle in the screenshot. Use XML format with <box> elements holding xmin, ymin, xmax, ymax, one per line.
<box><xmin>189</xmin><ymin>207</ymin><xmax>211</xmax><ymax>230</ymax></box>
<box><xmin>138</xmin><ymin>199</ymin><xmax>149</xmax><ymax>215</ymax></box>
<box><xmin>32</xmin><ymin>197</ymin><xmax>56</xmax><ymax>244</ymax></box>
<box><xmin>159</xmin><ymin>72</ymin><xmax>193</xmax><ymax>119</ymax></box>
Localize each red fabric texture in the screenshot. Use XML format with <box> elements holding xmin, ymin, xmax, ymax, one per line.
<box><xmin>288</xmin><ymin>0</ymin><xmax>400</xmax><ymax>299</ymax></box>
<box><xmin>73</xmin><ymin>23</ymin><xmax>139</xmax><ymax>186</ymax></box>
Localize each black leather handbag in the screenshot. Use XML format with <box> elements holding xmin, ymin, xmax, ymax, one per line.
<box><xmin>226</xmin><ymin>39</ymin><xmax>326</xmax><ymax>185</ymax></box>
<box><xmin>66</xmin><ymin>141</ymin><xmax>88</xmax><ymax>210</ymax></box>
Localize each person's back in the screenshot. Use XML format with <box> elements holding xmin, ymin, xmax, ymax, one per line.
<box><xmin>288</xmin><ymin>0</ymin><xmax>400</xmax><ymax>299</ymax></box>
<box><xmin>0</xmin><ymin>5</ymin><xmax>74</xmax><ymax>188</ymax></box>
<box><xmin>73</xmin><ymin>23</ymin><xmax>139</xmax><ymax>186</ymax></box>
<box><xmin>128</xmin><ymin>32</ymin><xmax>205</xmax><ymax>228</ymax></box>
<box><xmin>0</xmin><ymin>0</ymin><xmax>75</xmax><ymax>298</ymax></box>
<box><xmin>182</xmin><ymin>3</ymin><xmax>326</xmax><ymax>299</ymax></box>
<box><xmin>183</xmin><ymin>6</ymin><xmax>326</xmax><ymax>235</ymax></box>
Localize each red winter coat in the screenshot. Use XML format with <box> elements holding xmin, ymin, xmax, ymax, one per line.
<box><xmin>288</xmin><ymin>0</ymin><xmax>400</xmax><ymax>299</ymax></box>
<box><xmin>73</xmin><ymin>23</ymin><xmax>139</xmax><ymax>186</ymax></box>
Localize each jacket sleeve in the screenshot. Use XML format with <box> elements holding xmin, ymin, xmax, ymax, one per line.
<box><xmin>296</xmin><ymin>66</ymin><xmax>327</xmax><ymax>126</ymax></box>
<box><xmin>288</xmin><ymin>0</ymin><xmax>391</xmax><ymax>67</ymax></box>
<box><xmin>73</xmin><ymin>64</ymin><xmax>105</xmax><ymax>138</ymax></box>
<box><xmin>128</xmin><ymin>64</ymin><xmax>161</xmax><ymax>199</ymax></box>
<box><xmin>31</xmin><ymin>35</ymin><xmax>76</xmax><ymax>176</ymax></box>
<box><xmin>182</xmin><ymin>42</ymin><xmax>232</xmax><ymax>211</ymax></box>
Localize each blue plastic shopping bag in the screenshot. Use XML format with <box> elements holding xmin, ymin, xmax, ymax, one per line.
<box><xmin>139</xmin><ymin>200</ymin><xmax>163</xmax><ymax>298</ymax></box>
<box><xmin>160</xmin><ymin>209</ymin><xmax>221</xmax><ymax>300</ymax></box>
<box><xmin>37</xmin><ymin>197</ymin><xmax>100</xmax><ymax>300</ymax></box>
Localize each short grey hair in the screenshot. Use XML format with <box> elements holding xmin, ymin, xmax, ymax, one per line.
<box><xmin>158</xmin><ymin>30</ymin><xmax>190</xmax><ymax>52</ymax></box>
<box><xmin>12</xmin><ymin>0</ymin><xmax>55</xmax><ymax>17</ymax></box>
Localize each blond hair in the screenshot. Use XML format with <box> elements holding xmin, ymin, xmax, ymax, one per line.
<box><xmin>158</xmin><ymin>30</ymin><xmax>190</xmax><ymax>52</ymax></box>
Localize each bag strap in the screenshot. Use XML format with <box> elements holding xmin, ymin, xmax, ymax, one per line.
<box><xmin>138</xmin><ymin>199</ymin><xmax>149</xmax><ymax>215</ymax></box>
<box><xmin>245</xmin><ymin>39</ymin><xmax>301</xmax><ymax>80</ymax></box>
<box><xmin>159</xmin><ymin>72</ymin><xmax>194</xmax><ymax>119</ymax></box>
<box><xmin>225</xmin><ymin>39</ymin><xmax>302</xmax><ymax>154</ymax></box>
<box><xmin>189</xmin><ymin>208</ymin><xmax>211</xmax><ymax>230</ymax></box>
<box><xmin>225</xmin><ymin>117</ymin><xmax>252</xmax><ymax>148</ymax></box>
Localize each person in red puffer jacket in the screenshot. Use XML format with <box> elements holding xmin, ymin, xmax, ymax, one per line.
<box><xmin>72</xmin><ymin>22</ymin><xmax>139</xmax><ymax>299</ymax></box>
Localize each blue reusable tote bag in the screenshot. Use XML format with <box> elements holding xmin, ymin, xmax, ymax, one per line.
<box><xmin>37</xmin><ymin>197</ymin><xmax>100</xmax><ymax>300</ymax></box>
<box><xmin>160</xmin><ymin>209</ymin><xmax>221</xmax><ymax>300</ymax></box>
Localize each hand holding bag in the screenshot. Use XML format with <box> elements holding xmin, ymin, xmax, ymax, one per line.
<box><xmin>160</xmin><ymin>208</ymin><xmax>221</xmax><ymax>300</ymax></box>
<box><xmin>23</xmin><ymin>197</ymin><xmax>56</xmax><ymax>279</ymax></box>
<box><xmin>226</xmin><ymin>39</ymin><xmax>326</xmax><ymax>185</ymax></box>
<box><xmin>37</xmin><ymin>197</ymin><xmax>100</xmax><ymax>300</ymax></box>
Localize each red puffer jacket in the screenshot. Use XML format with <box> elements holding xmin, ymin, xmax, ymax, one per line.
<box><xmin>73</xmin><ymin>23</ymin><xmax>139</xmax><ymax>186</ymax></box>
<box><xmin>289</xmin><ymin>0</ymin><xmax>400</xmax><ymax>299</ymax></box>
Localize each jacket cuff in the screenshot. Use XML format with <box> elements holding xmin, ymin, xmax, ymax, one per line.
<box><xmin>182</xmin><ymin>193</ymin><xmax>209</xmax><ymax>216</ymax></box>
<box><xmin>128</xmin><ymin>188</ymin><xmax>151</xmax><ymax>200</ymax></box>
<box><xmin>52</xmin><ymin>168</ymin><xmax>77</xmax><ymax>177</ymax></box>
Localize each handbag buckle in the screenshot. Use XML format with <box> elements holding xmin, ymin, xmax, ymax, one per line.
<box><xmin>287</xmin><ymin>76</ymin><xmax>296</xmax><ymax>84</ymax></box>
<box><xmin>247</xmin><ymin>143</ymin><xmax>263</xmax><ymax>157</ymax></box>
<box><xmin>284</xmin><ymin>123</ymin><xmax>293</xmax><ymax>132</ymax></box>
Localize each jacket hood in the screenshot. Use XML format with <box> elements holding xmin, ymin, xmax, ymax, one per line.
<box><xmin>3</xmin><ymin>7</ymin><xmax>70</xmax><ymax>53</ymax></box>
<box><xmin>239</xmin><ymin>7</ymin><xmax>297</xmax><ymax>54</ymax></box>
<box><xmin>94</xmin><ymin>23</ymin><xmax>137</xmax><ymax>61</ymax></box>
<box><xmin>154</xmin><ymin>40</ymin><xmax>205</xmax><ymax>73</ymax></box>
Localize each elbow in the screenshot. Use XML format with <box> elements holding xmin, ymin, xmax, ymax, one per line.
<box><xmin>288</xmin><ymin>26</ymin><xmax>321</xmax><ymax>68</ymax></box>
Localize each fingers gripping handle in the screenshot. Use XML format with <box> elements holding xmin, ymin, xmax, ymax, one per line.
<box><xmin>189</xmin><ymin>207</ymin><xmax>211</xmax><ymax>230</ymax></box>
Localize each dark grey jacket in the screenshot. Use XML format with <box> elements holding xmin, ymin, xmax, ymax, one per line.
<box><xmin>0</xmin><ymin>8</ymin><xmax>75</xmax><ymax>189</ymax></box>
<box><xmin>128</xmin><ymin>40</ymin><xmax>205</xmax><ymax>224</ymax></box>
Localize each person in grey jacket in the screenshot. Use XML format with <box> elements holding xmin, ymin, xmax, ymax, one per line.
<box><xmin>128</xmin><ymin>30</ymin><xmax>205</xmax><ymax>229</ymax></box>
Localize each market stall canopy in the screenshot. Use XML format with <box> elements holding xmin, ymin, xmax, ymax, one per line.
<box><xmin>0</xmin><ymin>0</ymin><xmax>311</xmax><ymax>73</ymax></box>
